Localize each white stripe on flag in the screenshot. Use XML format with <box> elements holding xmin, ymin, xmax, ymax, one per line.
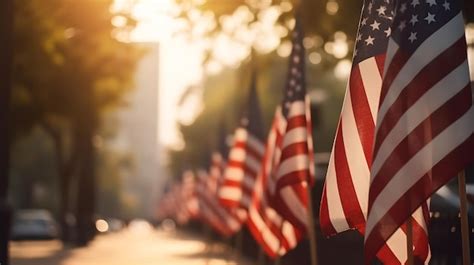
<box><xmin>280</xmin><ymin>186</ymin><xmax>308</xmax><ymax>226</ymax></box>
<box><xmin>378</xmin><ymin>12</ymin><xmax>465</xmax><ymax>123</ymax></box>
<box><xmin>366</xmin><ymin>108</ymin><xmax>474</xmax><ymax>236</ymax></box>
<box><xmin>282</xmin><ymin>127</ymin><xmax>307</xmax><ymax>149</ymax></box>
<box><xmin>384</xmin><ymin>39</ymin><xmax>399</xmax><ymax>76</ymax></box>
<box><xmin>371</xmin><ymin>61</ymin><xmax>470</xmax><ymax>177</ymax></box>
<box><xmin>288</xmin><ymin>102</ymin><xmax>305</xmax><ymax>118</ymax></box>
<box><xmin>341</xmin><ymin>88</ymin><xmax>370</xmax><ymax>217</ymax></box>
<box><xmin>325</xmin><ymin>151</ymin><xmax>350</xmax><ymax>231</ymax></box>
<box><xmin>277</xmin><ymin>154</ymin><xmax>309</xmax><ymax>179</ymax></box>
<box><xmin>359</xmin><ymin>58</ymin><xmax>383</xmax><ymax>120</ymax></box>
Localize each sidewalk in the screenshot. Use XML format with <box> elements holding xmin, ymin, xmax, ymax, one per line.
<box><xmin>10</xmin><ymin>225</ymin><xmax>254</xmax><ymax>265</ymax></box>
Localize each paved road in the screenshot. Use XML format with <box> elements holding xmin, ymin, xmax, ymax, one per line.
<box><xmin>10</xmin><ymin>224</ymin><xmax>253</xmax><ymax>265</ymax></box>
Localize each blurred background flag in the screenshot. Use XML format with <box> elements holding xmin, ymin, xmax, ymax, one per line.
<box><xmin>320</xmin><ymin>0</ymin><xmax>431</xmax><ymax>263</ymax></box>
<box><xmin>246</xmin><ymin>115</ymin><xmax>302</xmax><ymax>258</ymax></box>
<box><xmin>263</xmin><ymin>18</ymin><xmax>315</xmax><ymax>233</ymax></box>
<box><xmin>364</xmin><ymin>0</ymin><xmax>474</xmax><ymax>262</ymax></box>
<box><xmin>218</xmin><ymin>72</ymin><xmax>265</xmax><ymax>213</ymax></box>
<box><xmin>246</xmin><ymin>20</ymin><xmax>314</xmax><ymax>258</ymax></box>
<box><xmin>195</xmin><ymin>169</ymin><xmax>240</xmax><ymax>237</ymax></box>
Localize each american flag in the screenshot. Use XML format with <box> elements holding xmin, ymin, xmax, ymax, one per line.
<box><xmin>195</xmin><ymin>167</ymin><xmax>242</xmax><ymax>237</ymax></box>
<box><xmin>247</xmin><ymin>115</ymin><xmax>303</xmax><ymax>258</ymax></box>
<box><xmin>218</xmin><ymin>74</ymin><xmax>266</xmax><ymax>212</ymax></box>
<box><xmin>263</xmin><ymin>19</ymin><xmax>315</xmax><ymax>232</ymax></box>
<box><xmin>155</xmin><ymin>173</ymin><xmax>198</xmax><ymax>225</ymax></box>
<box><xmin>179</xmin><ymin>171</ymin><xmax>199</xmax><ymax>222</ymax></box>
<box><xmin>365</xmin><ymin>0</ymin><xmax>474</xmax><ymax>262</ymax></box>
<box><xmin>320</xmin><ymin>0</ymin><xmax>431</xmax><ymax>263</ymax></box>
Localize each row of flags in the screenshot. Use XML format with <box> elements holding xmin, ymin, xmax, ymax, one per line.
<box><xmin>158</xmin><ymin>0</ymin><xmax>474</xmax><ymax>263</ymax></box>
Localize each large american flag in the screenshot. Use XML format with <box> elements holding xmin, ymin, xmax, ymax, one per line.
<box><xmin>264</xmin><ymin>19</ymin><xmax>315</xmax><ymax>232</ymax></box>
<box><xmin>218</xmin><ymin>75</ymin><xmax>266</xmax><ymax>212</ymax></box>
<box><xmin>320</xmin><ymin>0</ymin><xmax>431</xmax><ymax>263</ymax></box>
<box><xmin>365</xmin><ymin>0</ymin><xmax>474</xmax><ymax>262</ymax></box>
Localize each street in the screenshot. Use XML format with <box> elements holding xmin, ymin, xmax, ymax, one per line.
<box><xmin>10</xmin><ymin>223</ymin><xmax>253</xmax><ymax>265</ymax></box>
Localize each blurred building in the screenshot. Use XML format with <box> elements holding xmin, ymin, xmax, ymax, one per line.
<box><xmin>115</xmin><ymin>43</ymin><xmax>164</xmax><ymax>219</ymax></box>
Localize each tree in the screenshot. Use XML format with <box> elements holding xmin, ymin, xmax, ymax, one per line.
<box><xmin>12</xmin><ymin>0</ymin><xmax>143</xmax><ymax>245</ymax></box>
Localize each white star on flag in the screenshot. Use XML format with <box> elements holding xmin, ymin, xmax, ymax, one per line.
<box><xmin>425</xmin><ymin>13</ymin><xmax>436</xmax><ymax>23</ymax></box>
<box><xmin>370</xmin><ymin>20</ymin><xmax>381</xmax><ymax>30</ymax></box>
<box><xmin>443</xmin><ymin>1</ymin><xmax>450</xmax><ymax>10</ymax></box>
<box><xmin>408</xmin><ymin>32</ymin><xmax>417</xmax><ymax>42</ymax></box>
<box><xmin>376</xmin><ymin>5</ymin><xmax>387</xmax><ymax>15</ymax></box>
<box><xmin>410</xmin><ymin>15</ymin><xmax>418</xmax><ymax>26</ymax></box>
<box><xmin>365</xmin><ymin>35</ymin><xmax>375</xmax><ymax>45</ymax></box>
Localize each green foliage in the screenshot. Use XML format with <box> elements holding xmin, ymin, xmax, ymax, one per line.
<box><xmin>9</xmin><ymin>127</ymin><xmax>59</xmax><ymax>212</ymax></box>
<box><xmin>12</xmin><ymin>0</ymin><xmax>143</xmax><ymax>134</ymax></box>
<box><xmin>10</xmin><ymin>0</ymin><xmax>144</xmax><ymax>221</ymax></box>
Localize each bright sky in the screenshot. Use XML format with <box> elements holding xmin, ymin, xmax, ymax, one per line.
<box><xmin>111</xmin><ymin>0</ymin><xmax>293</xmax><ymax>149</ymax></box>
<box><xmin>112</xmin><ymin>0</ymin><xmax>206</xmax><ymax>149</ymax></box>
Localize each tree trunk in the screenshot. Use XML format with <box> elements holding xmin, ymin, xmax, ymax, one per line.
<box><xmin>74</xmin><ymin>108</ymin><xmax>97</xmax><ymax>246</ymax></box>
<box><xmin>0</xmin><ymin>0</ymin><xmax>14</xmax><ymax>264</ymax></box>
<box><xmin>40</xmin><ymin>121</ymin><xmax>77</xmax><ymax>243</ymax></box>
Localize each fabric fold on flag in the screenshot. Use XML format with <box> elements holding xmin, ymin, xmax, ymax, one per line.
<box><xmin>195</xmin><ymin>168</ymin><xmax>242</xmax><ymax>237</ymax></box>
<box><xmin>320</xmin><ymin>0</ymin><xmax>432</xmax><ymax>264</ymax></box>
<box><xmin>247</xmin><ymin>116</ymin><xmax>303</xmax><ymax>258</ymax></box>
<box><xmin>263</xmin><ymin>18</ymin><xmax>315</xmax><ymax>233</ymax></box>
<box><xmin>218</xmin><ymin>73</ymin><xmax>266</xmax><ymax>213</ymax></box>
<box><xmin>364</xmin><ymin>0</ymin><xmax>474</xmax><ymax>262</ymax></box>
<box><xmin>246</xmin><ymin>19</ymin><xmax>313</xmax><ymax>258</ymax></box>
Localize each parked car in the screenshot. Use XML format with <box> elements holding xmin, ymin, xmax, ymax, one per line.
<box><xmin>11</xmin><ymin>209</ymin><xmax>60</xmax><ymax>240</ymax></box>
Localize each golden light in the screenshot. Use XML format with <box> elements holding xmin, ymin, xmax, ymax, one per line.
<box><xmin>324</xmin><ymin>42</ymin><xmax>334</xmax><ymax>54</ymax></box>
<box><xmin>332</xmin><ymin>39</ymin><xmax>349</xmax><ymax>59</ymax></box>
<box><xmin>111</xmin><ymin>15</ymin><xmax>127</xmax><ymax>27</ymax></box>
<box><xmin>280</xmin><ymin>1</ymin><xmax>293</xmax><ymax>12</ymax></box>
<box><xmin>334</xmin><ymin>59</ymin><xmax>352</xmax><ymax>80</ymax></box>
<box><xmin>110</xmin><ymin>0</ymin><xmax>300</xmax><ymax>148</ymax></box>
<box><xmin>334</xmin><ymin>31</ymin><xmax>347</xmax><ymax>41</ymax></box>
<box><xmin>277</xmin><ymin>40</ymin><xmax>292</xmax><ymax>57</ymax></box>
<box><xmin>309</xmin><ymin>52</ymin><xmax>322</xmax><ymax>65</ymax></box>
<box><xmin>96</xmin><ymin>219</ymin><xmax>109</xmax><ymax>233</ymax></box>
<box><xmin>326</xmin><ymin>1</ymin><xmax>339</xmax><ymax>15</ymax></box>
<box><xmin>205</xmin><ymin>60</ymin><xmax>223</xmax><ymax>75</ymax></box>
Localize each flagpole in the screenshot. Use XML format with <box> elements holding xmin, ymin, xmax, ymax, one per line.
<box><xmin>457</xmin><ymin>170</ymin><xmax>471</xmax><ymax>265</ymax></box>
<box><xmin>257</xmin><ymin>246</ymin><xmax>265</xmax><ymax>265</ymax></box>
<box><xmin>294</xmin><ymin>0</ymin><xmax>319</xmax><ymax>263</ymax></box>
<box><xmin>305</xmin><ymin>184</ymin><xmax>319</xmax><ymax>265</ymax></box>
<box><xmin>274</xmin><ymin>221</ymin><xmax>285</xmax><ymax>265</ymax></box>
<box><xmin>233</xmin><ymin>230</ymin><xmax>243</xmax><ymax>263</ymax></box>
<box><xmin>203</xmin><ymin>224</ymin><xmax>213</xmax><ymax>265</ymax></box>
<box><xmin>406</xmin><ymin>217</ymin><xmax>414</xmax><ymax>265</ymax></box>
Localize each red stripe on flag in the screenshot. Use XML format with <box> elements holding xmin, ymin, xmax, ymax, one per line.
<box><xmin>334</xmin><ymin>124</ymin><xmax>366</xmax><ymax>232</ymax></box>
<box><xmin>350</xmin><ymin>66</ymin><xmax>376</xmax><ymax>165</ymax></box>
<box><xmin>365</xmin><ymin>135</ymin><xmax>474</xmax><ymax>263</ymax></box>
<box><xmin>369</xmin><ymin>85</ymin><xmax>472</xmax><ymax>202</ymax></box>
<box><xmin>373</xmin><ymin>38</ymin><xmax>468</xmax><ymax>156</ymax></box>
<box><xmin>378</xmin><ymin>50</ymin><xmax>410</xmax><ymax>105</ymax></box>
<box><xmin>319</xmin><ymin>187</ymin><xmax>338</xmax><ymax>236</ymax></box>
